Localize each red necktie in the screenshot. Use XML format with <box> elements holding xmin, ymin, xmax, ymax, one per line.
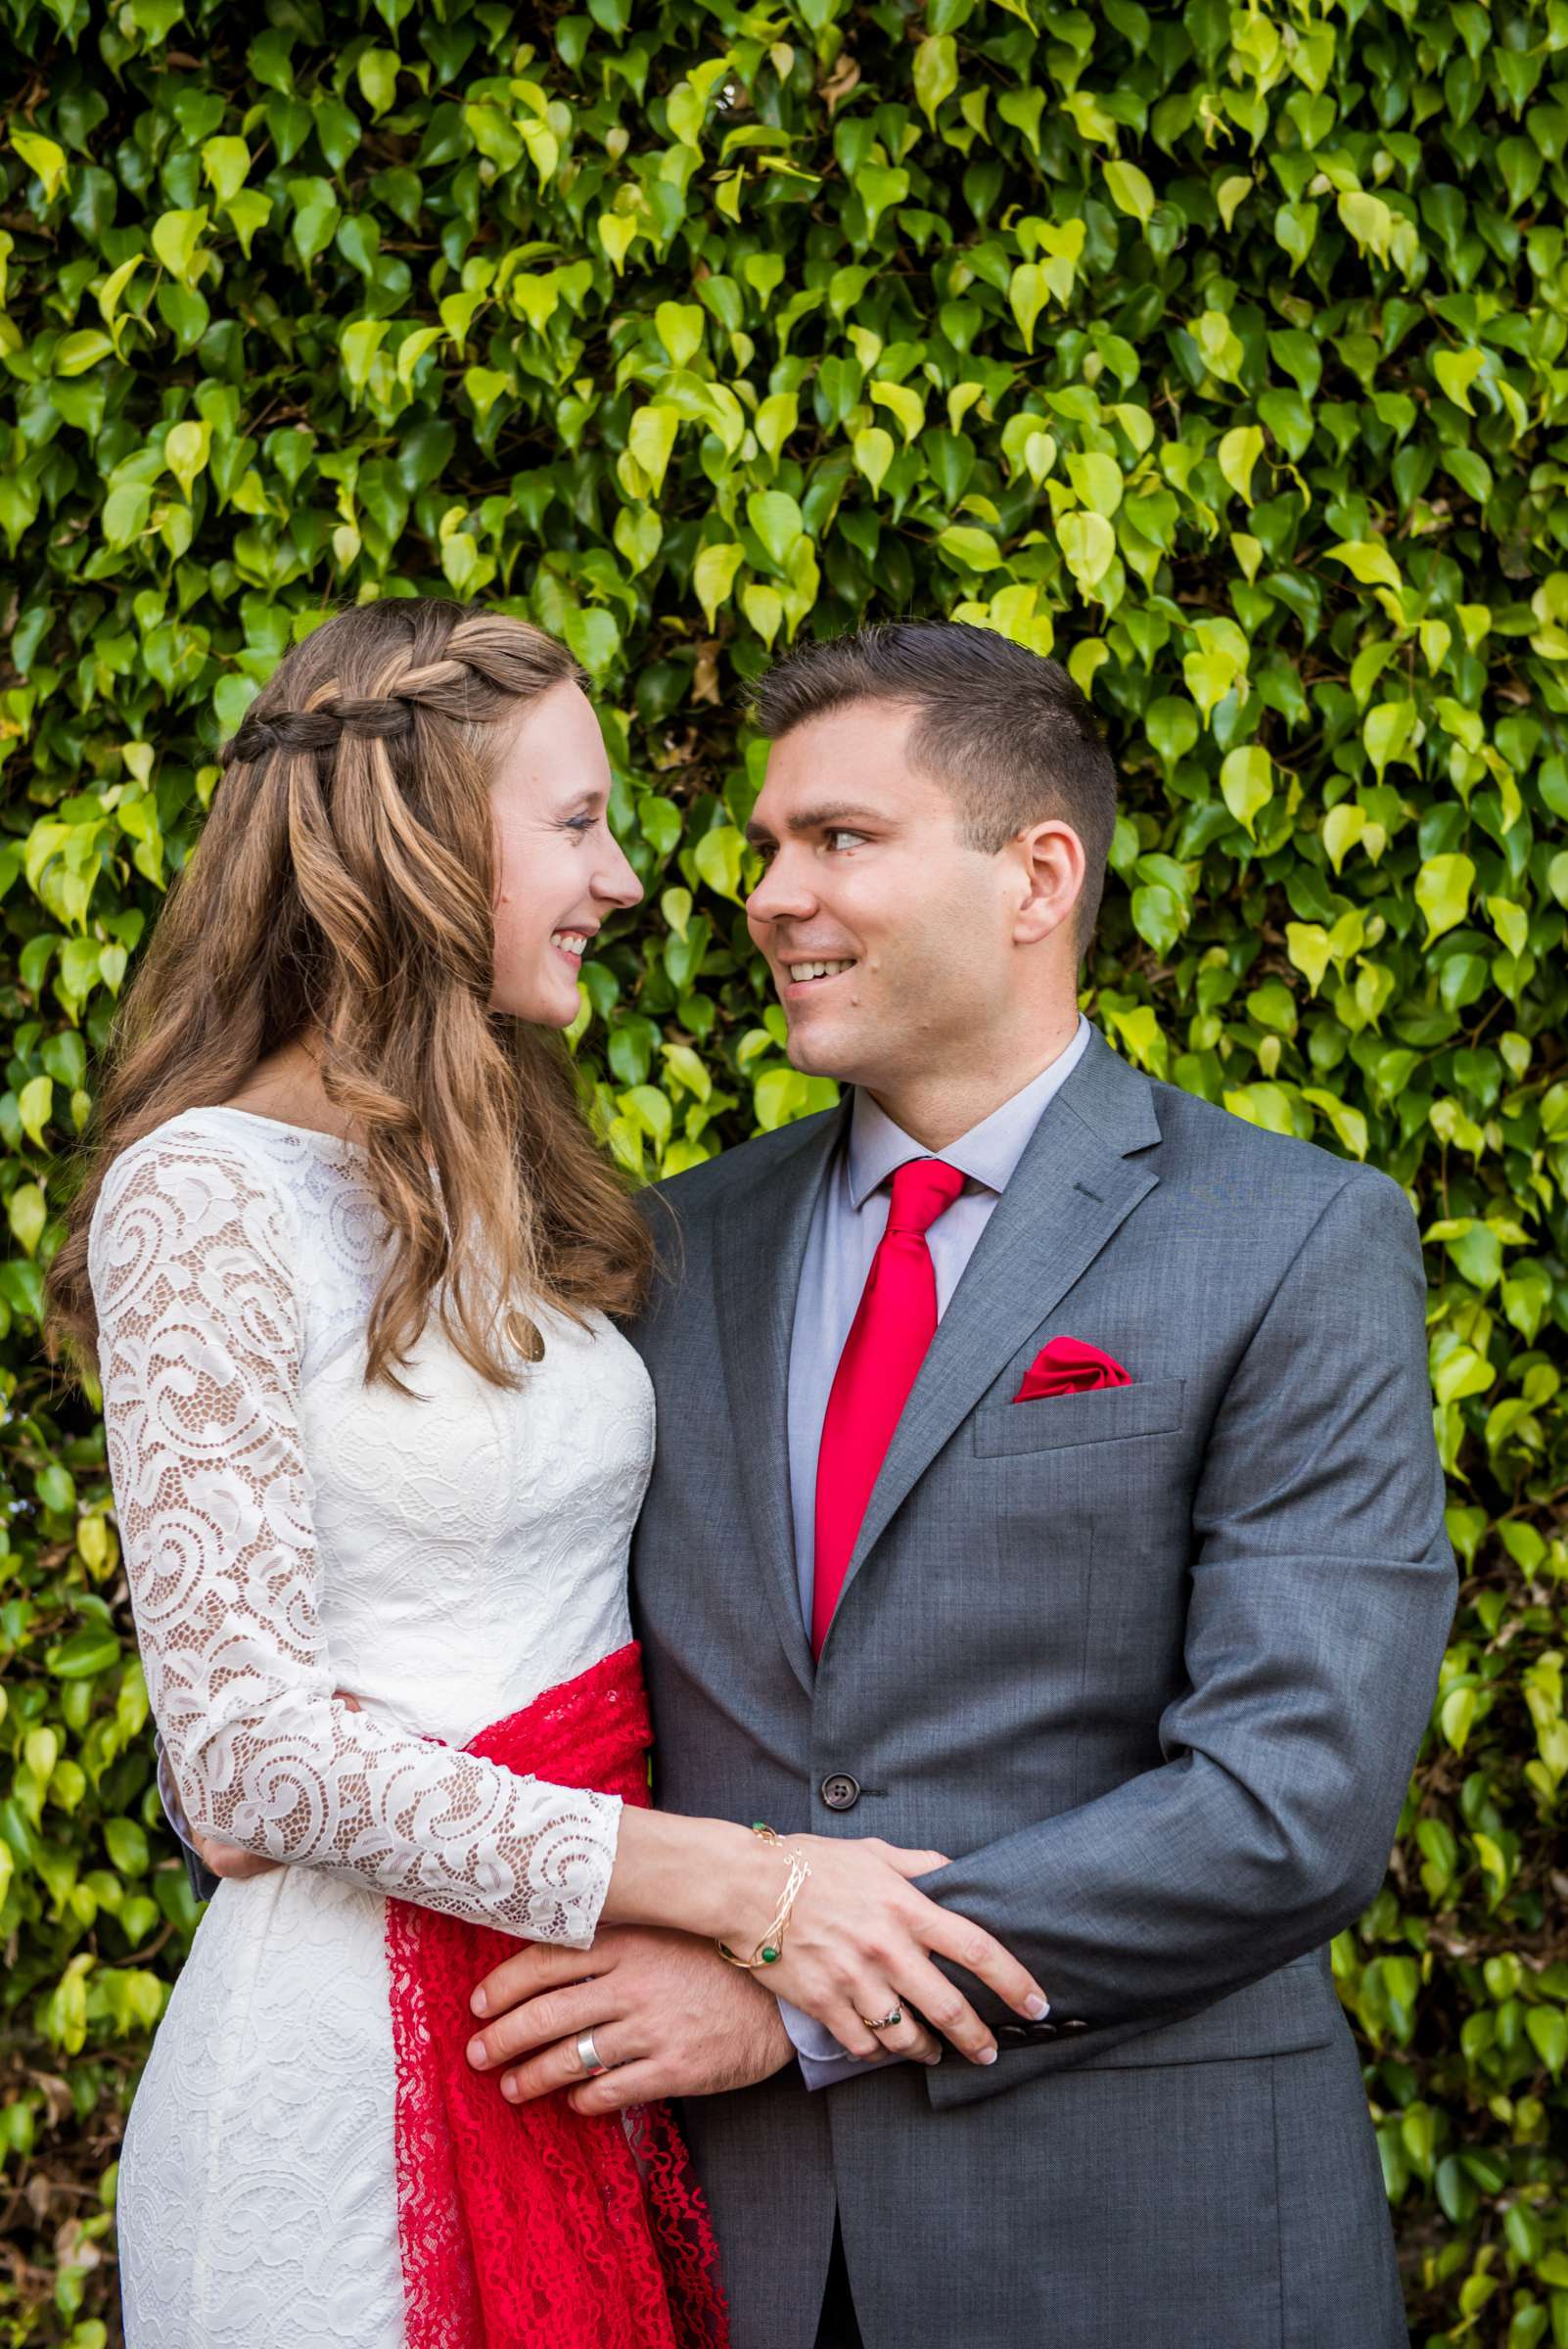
<box><xmin>811</xmin><ymin>1157</ymin><xmax>967</xmax><ymax>1658</ymax></box>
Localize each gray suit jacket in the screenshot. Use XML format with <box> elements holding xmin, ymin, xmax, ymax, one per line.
<box><xmin>630</xmin><ymin>1023</ymin><xmax>1455</xmax><ymax>2349</ymax></box>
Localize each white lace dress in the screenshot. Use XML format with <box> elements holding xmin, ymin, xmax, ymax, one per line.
<box><xmin>88</xmin><ymin>1107</ymin><xmax>656</xmax><ymax>2348</ymax></box>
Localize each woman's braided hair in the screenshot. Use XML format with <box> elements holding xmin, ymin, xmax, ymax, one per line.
<box><xmin>47</xmin><ymin>599</ymin><xmax>655</xmax><ymax>1394</ymax></box>
<box><xmin>224</xmin><ymin>696</ymin><xmax>413</xmax><ymax>763</ymax></box>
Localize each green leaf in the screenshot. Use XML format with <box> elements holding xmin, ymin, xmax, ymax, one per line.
<box><xmin>1102</xmin><ymin>159</ymin><xmax>1155</xmax><ymax>226</ymax></box>
<box><xmin>1433</xmin><ymin>347</ymin><xmax>1486</xmax><ymax>415</ymax></box>
<box><xmin>1066</xmin><ymin>452</ymin><xmax>1124</xmax><ymax>517</ymax></box>
<box><xmin>1217</xmin><ymin>426</ymin><xmax>1265</xmax><ymax>504</ymax></box>
<box><xmin>11</xmin><ymin>129</ymin><xmax>68</xmax><ymax>203</ymax></box>
<box><xmin>18</xmin><ymin>1074</ymin><xmax>53</xmax><ymax>1148</ymax></box>
<box><xmin>7</xmin><ymin>1181</ymin><xmax>47</xmax><ymax>1256</ymax></box>
<box><xmin>653</xmin><ymin>301</ymin><xmax>704</xmax><ymax>370</ymax></box>
<box><xmin>1008</xmin><ymin>263</ymin><xmax>1047</xmax><ymax>354</ymax></box>
<box><xmin>53</xmin><ymin>331</ymin><xmax>114</xmax><ymax>377</ymax></box>
<box><xmin>1327</xmin><ymin>539</ymin><xmax>1404</xmax><ymax>591</ymax></box>
<box><xmin>1058</xmin><ymin>510</ymin><xmax>1116</xmax><ymax>594</ymax></box>
<box><xmin>1220</xmin><ymin>746</ymin><xmax>1273</xmax><ymax>838</ymax></box>
<box><xmin>562</xmin><ymin>606</ymin><xmax>621</xmax><ymax>678</ymax></box>
<box><xmin>287</xmin><ymin>177</ymin><xmax>341</xmax><ymax>266</ymax></box>
<box><xmin>46</xmin><ymin>1629</ymin><xmax>121</xmax><ymax>1680</ymax></box>
<box><xmin>852</xmin><ymin>427</ymin><xmax>895</xmax><ymax>496</ymax></box>
<box><xmin>626</xmin><ymin>405</ymin><xmax>679</xmax><ymax>495</ymax></box>
<box><xmin>693</xmin><ymin>824</ymin><xmax>747</xmax><ymax>902</ymax></box>
<box><xmin>104</xmin><ymin>1818</ymin><xmax>150</xmax><ymax>1876</ymax></box>
<box><xmin>937</xmin><ymin>525</ymin><xmax>1004</xmax><ymax>572</ymax></box>
<box><xmin>201</xmin><ymin>136</ymin><xmax>252</xmax><ymax>206</ymax></box>
<box><xmin>869</xmin><ymin>381</ymin><xmax>925</xmax><ymax>445</ymax></box>
<box><xmin>1525</xmin><ymin>2006</ymin><xmax>1568</xmax><ymax>2077</ymax></box>
<box><xmin>1364</xmin><ymin>701</ymin><xmax>1416</xmax><ymax>780</ymax></box>
<box><xmin>747</xmin><ymin>490</ymin><xmax>804</xmax><ymax>569</ymax></box>
<box><xmin>912</xmin><ymin>35</ymin><xmax>958</xmax><ymax>126</ymax></box>
<box><xmin>151</xmin><ymin>207</ymin><xmax>208</xmax><ymax>286</ymax></box>
<box><xmin>1415</xmin><ymin>853</ymin><xmax>1476</xmax><ymax>944</ymax></box>
<box><xmin>693</xmin><ymin>542</ymin><xmax>744</xmax><ymax>631</ymax></box>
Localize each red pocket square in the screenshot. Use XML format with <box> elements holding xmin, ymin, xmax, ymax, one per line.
<box><xmin>1013</xmin><ymin>1336</ymin><xmax>1132</xmax><ymax>1402</ymax></box>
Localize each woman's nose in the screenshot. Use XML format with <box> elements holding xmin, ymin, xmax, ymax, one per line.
<box><xmin>596</xmin><ymin>836</ymin><xmax>644</xmax><ymax>910</ymax></box>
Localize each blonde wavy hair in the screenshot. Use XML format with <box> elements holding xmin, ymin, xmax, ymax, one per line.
<box><xmin>47</xmin><ymin>599</ymin><xmax>653</xmax><ymax>1392</ymax></box>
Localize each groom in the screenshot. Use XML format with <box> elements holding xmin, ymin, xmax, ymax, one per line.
<box><xmin>464</xmin><ymin>620</ymin><xmax>1455</xmax><ymax>2347</ymax></box>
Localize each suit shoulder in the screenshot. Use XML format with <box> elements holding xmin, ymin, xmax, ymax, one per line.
<box><xmin>1143</xmin><ymin>1077</ymin><xmax>1413</xmax><ymax>1221</ymax></box>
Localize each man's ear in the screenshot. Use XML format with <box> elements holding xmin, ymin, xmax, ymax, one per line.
<box><xmin>1012</xmin><ymin>820</ymin><xmax>1084</xmax><ymax>947</ymax></box>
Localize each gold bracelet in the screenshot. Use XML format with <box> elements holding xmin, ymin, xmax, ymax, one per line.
<box><xmin>715</xmin><ymin>1822</ymin><xmax>812</xmax><ymax>1970</ymax></box>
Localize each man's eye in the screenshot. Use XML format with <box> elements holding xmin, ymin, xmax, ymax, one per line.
<box><xmin>823</xmin><ymin>829</ymin><xmax>863</xmax><ymax>852</ymax></box>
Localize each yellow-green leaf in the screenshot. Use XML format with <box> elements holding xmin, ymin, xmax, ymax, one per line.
<box><xmin>1220</xmin><ymin>746</ymin><xmax>1273</xmax><ymax>838</ymax></box>
<box><xmin>18</xmin><ymin>1075</ymin><xmax>53</xmax><ymax>1149</ymax></box>
<box><xmin>1066</xmin><ymin>451</ymin><xmax>1124</xmax><ymax>518</ymax></box>
<box><xmin>937</xmin><ymin>525</ymin><xmax>1004</xmax><ymax>571</ymax></box>
<box><xmin>11</xmin><ymin>130</ymin><xmax>67</xmax><ymax>203</ymax></box>
<box><xmin>1327</xmin><ymin>538</ymin><xmax>1404</xmax><ymax>591</ymax></box>
<box><xmin>912</xmin><ymin>34</ymin><xmax>958</xmax><ymax>125</ymax></box>
<box><xmin>1008</xmin><ymin>264</ymin><xmax>1047</xmax><ymax>354</ymax></box>
<box><xmin>626</xmin><ymin>404</ymin><xmax>679</xmax><ymax>495</ymax></box>
<box><xmin>1433</xmin><ymin>347</ymin><xmax>1486</xmax><ymax>415</ymax></box>
<box><xmin>1103</xmin><ymin>159</ymin><xmax>1156</xmax><ymax>226</ymax></box>
<box><xmin>1218</xmin><ymin>425</ymin><xmax>1265</xmax><ymax>504</ymax></box>
<box><xmin>1058</xmin><ymin>510</ymin><xmax>1116</xmax><ymax>595</ymax></box>
<box><xmin>1415</xmin><ymin>853</ymin><xmax>1476</xmax><ymax>944</ymax></box>
<box><xmin>869</xmin><ymin>380</ymin><xmax>925</xmax><ymax>445</ymax></box>
<box><xmin>655</xmin><ymin>300</ymin><xmax>705</xmax><ymax>369</ymax></box>
<box><xmin>852</xmin><ymin>426</ymin><xmax>895</xmax><ymax>495</ymax></box>
<box><xmin>151</xmin><ymin>207</ymin><xmax>209</xmax><ymax>288</ymax></box>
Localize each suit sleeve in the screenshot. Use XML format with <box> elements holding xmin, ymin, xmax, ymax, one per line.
<box><xmin>914</xmin><ymin>1169</ymin><xmax>1456</xmax><ymax>2105</ymax></box>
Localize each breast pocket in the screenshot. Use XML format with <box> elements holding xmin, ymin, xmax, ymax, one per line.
<box><xmin>972</xmin><ymin>1375</ymin><xmax>1187</xmax><ymax>1458</ymax></box>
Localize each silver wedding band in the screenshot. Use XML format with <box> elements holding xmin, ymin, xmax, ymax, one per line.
<box><xmin>576</xmin><ymin>2029</ymin><xmax>610</xmax><ymax>2079</ymax></box>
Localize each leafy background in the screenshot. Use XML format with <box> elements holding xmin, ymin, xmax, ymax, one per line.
<box><xmin>1</xmin><ymin>0</ymin><xmax>1565</xmax><ymax>2338</ymax></box>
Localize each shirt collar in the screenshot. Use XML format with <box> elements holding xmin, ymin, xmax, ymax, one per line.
<box><xmin>846</xmin><ymin>1013</ymin><xmax>1094</xmax><ymax>1212</ymax></box>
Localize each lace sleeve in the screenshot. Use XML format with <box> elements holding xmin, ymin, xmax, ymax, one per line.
<box><xmin>88</xmin><ymin>1132</ymin><xmax>622</xmax><ymax>1947</ymax></box>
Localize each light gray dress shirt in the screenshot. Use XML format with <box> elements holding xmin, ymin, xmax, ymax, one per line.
<box><xmin>779</xmin><ymin>1012</ymin><xmax>1094</xmax><ymax>2084</ymax></box>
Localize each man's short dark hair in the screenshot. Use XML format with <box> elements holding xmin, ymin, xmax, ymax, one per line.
<box><xmin>751</xmin><ymin>620</ymin><xmax>1118</xmax><ymax>961</ymax></box>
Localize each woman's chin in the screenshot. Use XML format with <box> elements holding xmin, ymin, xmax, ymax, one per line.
<box><xmin>491</xmin><ymin>977</ymin><xmax>581</xmax><ymax>1028</ymax></box>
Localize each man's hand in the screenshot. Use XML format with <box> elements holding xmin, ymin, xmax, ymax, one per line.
<box><xmin>465</xmin><ymin>1926</ymin><xmax>804</xmax><ymax>2115</ymax></box>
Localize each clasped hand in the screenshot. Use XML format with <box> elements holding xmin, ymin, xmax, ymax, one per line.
<box><xmin>465</xmin><ymin>1833</ymin><xmax>1047</xmax><ymax>2108</ymax></box>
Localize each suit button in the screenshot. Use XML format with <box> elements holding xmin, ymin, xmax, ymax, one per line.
<box><xmin>820</xmin><ymin>1773</ymin><xmax>860</xmax><ymax>1812</ymax></box>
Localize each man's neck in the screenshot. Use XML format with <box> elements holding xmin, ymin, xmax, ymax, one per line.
<box><xmin>858</xmin><ymin>1012</ymin><xmax>1084</xmax><ymax>1153</ymax></box>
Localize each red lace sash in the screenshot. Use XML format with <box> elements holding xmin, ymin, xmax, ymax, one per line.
<box><xmin>385</xmin><ymin>1642</ymin><xmax>730</xmax><ymax>2349</ymax></box>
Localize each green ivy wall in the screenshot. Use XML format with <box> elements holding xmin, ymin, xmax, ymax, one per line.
<box><xmin>1</xmin><ymin>0</ymin><xmax>1565</xmax><ymax>2339</ymax></box>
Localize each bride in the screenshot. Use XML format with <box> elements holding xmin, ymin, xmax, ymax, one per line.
<box><xmin>45</xmin><ymin>600</ymin><xmax>1044</xmax><ymax>2349</ymax></box>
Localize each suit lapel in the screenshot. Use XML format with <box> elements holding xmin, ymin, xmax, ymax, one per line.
<box><xmin>714</xmin><ymin>1102</ymin><xmax>849</xmax><ymax>1694</ymax></box>
<box><xmin>832</xmin><ymin>1027</ymin><xmax>1165</xmax><ymax>1620</ymax></box>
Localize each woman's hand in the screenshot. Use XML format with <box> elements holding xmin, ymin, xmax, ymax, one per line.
<box><xmin>182</xmin><ymin>1687</ymin><xmax>363</xmax><ymax>1885</ymax></box>
<box><xmin>724</xmin><ymin>1835</ymin><xmax>1048</xmax><ymax>2067</ymax></box>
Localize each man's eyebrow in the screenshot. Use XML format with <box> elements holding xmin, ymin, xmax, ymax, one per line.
<box><xmin>743</xmin><ymin>803</ymin><xmax>889</xmax><ymax>844</ymax></box>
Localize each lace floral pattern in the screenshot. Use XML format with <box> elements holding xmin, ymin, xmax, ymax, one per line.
<box><xmin>90</xmin><ymin>1122</ymin><xmax>626</xmax><ymax>1944</ymax></box>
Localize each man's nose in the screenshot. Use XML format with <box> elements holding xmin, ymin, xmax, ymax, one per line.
<box><xmin>747</xmin><ymin>855</ymin><xmax>815</xmax><ymax>927</ymax></box>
